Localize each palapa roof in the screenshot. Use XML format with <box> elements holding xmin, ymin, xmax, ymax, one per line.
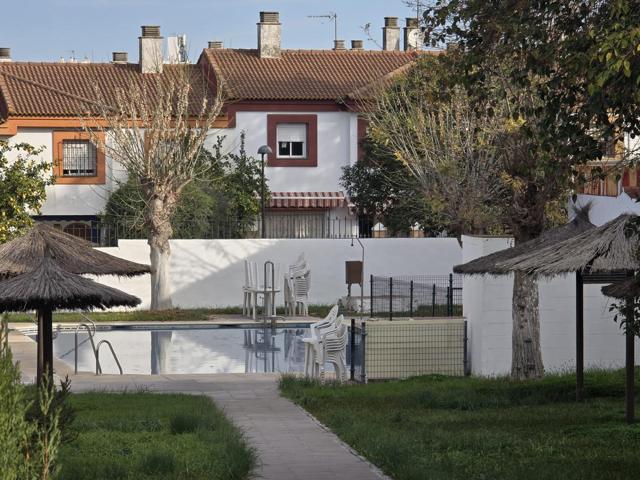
<box><xmin>0</xmin><ymin>223</ymin><xmax>150</xmax><ymax>278</ymax></box>
<box><xmin>498</xmin><ymin>214</ymin><xmax>640</xmax><ymax>276</ymax></box>
<box><xmin>201</xmin><ymin>49</ymin><xmax>421</xmax><ymax>101</ymax></box>
<box><xmin>0</xmin><ymin>255</ymin><xmax>140</xmax><ymax>312</ymax></box>
<box><xmin>601</xmin><ymin>277</ymin><xmax>639</xmax><ymax>299</ymax></box>
<box><xmin>454</xmin><ymin>213</ymin><xmax>595</xmax><ymax>275</ymax></box>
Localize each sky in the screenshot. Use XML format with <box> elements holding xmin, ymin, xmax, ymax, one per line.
<box><xmin>1</xmin><ymin>0</ymin><xmax>424</xmax><ymax>62</ymax></box>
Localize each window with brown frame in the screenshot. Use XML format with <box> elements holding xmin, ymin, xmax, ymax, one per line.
<box><xmin>267</xmin><ymin>114</ymin><xmax>317</xmax><ymax>167</ymax></box>
<box><xmin>52</xmin><ymin>131</ymin><xmax>106</xmax><ymax>184</ymax></box>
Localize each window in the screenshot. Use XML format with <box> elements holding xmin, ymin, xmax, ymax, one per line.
<box><xmin>277</xmin><ymin>124</ymin><xmax>307</xmax><ymax>158</ymax></box>
<box><xmin>267</xmin><ymin>114</ymin><xmax>318</xmax><ymax>167</ymax></box>
<box><xmin>62</xmin><ymin>140</ymin><xmax>97</xmax><ymax>176</ymax></box>
<box><xmin>53</xmin><ymin>131</ymin><xmax>105</xmax><ymax>184</ymax></box>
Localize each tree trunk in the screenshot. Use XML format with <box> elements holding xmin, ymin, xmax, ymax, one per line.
<box><xmin>147</xmin><ymin>196</ymin><xmax>175</xmax><ymax>311</ymax></box>
<box><xmin>511</xmin><ymin>271</ymin><xmax>544</xmax><ymax>379</ymax></box>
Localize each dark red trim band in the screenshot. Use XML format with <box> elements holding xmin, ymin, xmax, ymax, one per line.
<box><xmin>267</xmin><ymin>114</ymin><xmax>318</xmax><ymax>167</ymax></box>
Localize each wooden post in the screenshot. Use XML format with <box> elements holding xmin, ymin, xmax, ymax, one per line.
<box><xmin>576</xmin><ymin>271</ymin><xmax>584</xmax><ymax>401</ymax></box>
<box><xmin>36</xmin><ymin>307</ymin><xmax>53</xmax><ymax>386</ymax></box>
<box><xmin>625</xmin><ymin>300</ymin><xmax>635</xmax><ymax>424</ymax></box>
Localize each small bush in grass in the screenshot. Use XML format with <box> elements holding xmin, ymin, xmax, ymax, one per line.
<box><xmin>170</xmin><ymin>413</ymin><xmax>202</xmax><ymax>434</ymax></box>
<box><xmin>140</xmin><ymin>449</ymin><xmax>176</xmax><ymax>475</ymax></box>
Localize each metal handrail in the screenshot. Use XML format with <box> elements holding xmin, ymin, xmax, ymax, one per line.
<box><xmin>95</xmin><ymin>340</ymin><xmax>123</xmax><ymax>375</ymax></box>
<box><xmin>74</xmin><ymin>322</ymin><xmax>98</xmax><ymax>374</ymax></box>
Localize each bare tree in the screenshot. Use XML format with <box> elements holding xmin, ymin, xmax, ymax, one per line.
<box><xmin>366</xmin><ymin>84</ymin><xmax>507</xmax><ymax>237</ymax></box>
<box><xmin>82</xmin><ymin>66</ymin><xmax>225</xmax><ymax>309</ymax></box>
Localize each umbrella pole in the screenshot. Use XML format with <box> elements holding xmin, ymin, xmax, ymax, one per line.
<box><xmin>36</xmin><ymin>307</ymin><xmax>53</xmax><ymax>387</ymax></box>
<box><xmin>576</xmin><ymin>271</ymin><xmax>584</xmax><ymax>401</ymax></box>
<box><xmin>625</xmin><ymin>300</ymin><xmax>635</xmax><ymax>424</ymax></box>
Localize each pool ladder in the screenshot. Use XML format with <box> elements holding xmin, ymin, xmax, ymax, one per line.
<box><xmin>74</xmin><ymin>314</ymin><xmax>123</xmax><ymax>375</ymax></box>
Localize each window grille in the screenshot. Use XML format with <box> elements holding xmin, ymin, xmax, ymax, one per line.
<box><xmin>62</xmin><ymin>140</ymin><xmax>97</xmax><ymax>176</ymax></box>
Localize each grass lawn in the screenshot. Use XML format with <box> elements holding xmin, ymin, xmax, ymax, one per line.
<box><xmin>56</xmin><ymin>392</ymin><xmax>255</xmax><ymax>480</ymax></box>
<box><xmin>280</xmin><ymin>370</ymin><xmax>640</xmax><ymax>480</ymax></box>
<box><xmin>7</xmin><ymin>305</ymin><xmax>334</xmax><ymax>323</ymax></box>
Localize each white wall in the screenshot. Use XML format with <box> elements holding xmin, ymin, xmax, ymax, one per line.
<box><xmin>94</xmin><ymin>237</ymin><xmax>462</xmax><ymax>309</ymax></box>
<box><xmin>575</xmin><ymin>193</ymin><xmax>640</xmax><ymax>226</ymax></box>
<box><xmin>209</xmin><ymin>110</ymin><xmax>358</xmax><ymax>192</ymax></box>
<box><xmin>462</xmin><ymin>235</ymin><xmax>640</xmax><ymax>376</ymax></box>
<box><xmin>6</xmin><ymin>128</ymin><xmax>126</xmax><ymax>216</ymax></box>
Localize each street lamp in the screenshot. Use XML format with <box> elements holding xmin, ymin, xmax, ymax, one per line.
<box><xmin>257</xmin><ymin>145</ymin><xmax>272</xmax><ymax>239</ymax></box>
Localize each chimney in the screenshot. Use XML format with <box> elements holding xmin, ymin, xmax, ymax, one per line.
<box><xmin>351</xmin><ymin>40</ymin><xmax>364</xmax><ymax>51</ymax></box>
<box><xmin>139</xmin><ymin>25</ymin><xmax>163</xmax><ymax>73</ymax></box>
<box><xmin>382</xmin><ymin>17</ymin><xmax>400</xmax><ymax>51</ymax></box>
<box><xmin>333</xmin><ymin>40</ymin><xmax>346</xmax><ymax>51</ymax></box>
<box><xmin>208</xmin><ymin>41</ymin><xmax>224</xmax><ymax>49</ymax></box>
<box><xmin>112</xmin><ymin>52</ymin><xmax>128</xmax><ymax>64</ymax></box>
<box><xmin>257</xmin><ymin>11</ymin><xmax>281</xmax><ymax>59</ymax></box>
<box><xmin>0</xmin><ymin>48</ymin><xmax>11</xmax><ymax>62</ymax></box>
<box><xmin>404</xmin><ymin>18</ymin><xmax>421</xmax><ymax>51</ymax></box>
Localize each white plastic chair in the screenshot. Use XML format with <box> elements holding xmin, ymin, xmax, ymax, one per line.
<box><xmin>315</xmin><ymin>321</ymin><xmax>348</xmax><ymax>383</ymax></box>
<box><xmin>243</xmin><ymin>260</ymin><xmax>259</xmax><ymax>319</ymax></box>
<box><xmin>302</xmin><ymin>306</ymin><xmax>339</xmax><ymax>376</ymax></box>
<box><xmin>294</xmin><ymin>270</ymin><xmax>311</xmax><ymax>316</ymax></box>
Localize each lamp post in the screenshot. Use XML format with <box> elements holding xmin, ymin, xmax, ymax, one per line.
<box><xmin>257</xmin><ymin>145</ymin><xmax>272</xmax><ymax>239</ymax></box>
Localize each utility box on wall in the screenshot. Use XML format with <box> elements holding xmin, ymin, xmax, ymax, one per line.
<box><xmin>345</xmin><ymin>260</ymin><xmax>363</xmax><ymax>286</ymax></box>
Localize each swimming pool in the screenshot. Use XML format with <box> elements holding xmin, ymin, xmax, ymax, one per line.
<box><xmin>32</xmin><ymin>324</ymin><xmax>318</xmax><ymax>375</ymax></box>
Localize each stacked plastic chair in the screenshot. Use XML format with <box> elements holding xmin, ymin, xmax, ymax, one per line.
<box><xmin>285</xmin><ymin>253</ymin><xmax>311</xmax><ymax>316</ymax></box>
<box><xmin>302</xmin><ymin>305</ymin><xmax>348</xmax><ymax>382</ymax></box>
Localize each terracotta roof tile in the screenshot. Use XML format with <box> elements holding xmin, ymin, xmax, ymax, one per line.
<box><xmin>202</xmin><ymin>49</ymin><xmax>421</xmax><ymax>101</ymax></box>
<box><xmin>0</xmin><ymin>62</ymin><xmax>213</xmax><ymax>118</ymax></box>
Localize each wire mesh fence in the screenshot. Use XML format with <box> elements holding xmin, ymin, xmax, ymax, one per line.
<box><xmin>349</xmin><ymin>318</ymin><xmax>467</xmax><ymax>382</ymax></box>
<box><xmin>370</xmin><ymin>274</ymin><xmax>463</xmax><ymax>320</ymax></box>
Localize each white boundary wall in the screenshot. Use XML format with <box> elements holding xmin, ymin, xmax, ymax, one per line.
<box><xmin>94</xmin><ymin>238</ymin><xmax>461</xmax><ymax>309</ymax></box>
<box><xmin>462</xmin><ymin>235</ymin><xmax>640</xmax><ymax>376</ymax></box>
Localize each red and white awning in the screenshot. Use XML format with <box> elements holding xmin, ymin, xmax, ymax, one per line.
<box><xmin>268</xmin><ymin>191</ymin><xmax>348</xmax><ymax>209</ymax></box>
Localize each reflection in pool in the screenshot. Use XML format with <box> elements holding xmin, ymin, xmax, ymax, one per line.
<box><xmin>41</xmin><ymin>325</ymin><xmax>315</xmax><ymax>375</ymax></box>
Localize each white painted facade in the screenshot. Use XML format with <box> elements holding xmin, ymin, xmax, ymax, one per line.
<box><xmin>5</xmin><ymin>128</ymin><xmax>127</xmax><ymax>217</ymax></box>
<box><xmin>209</xmin><ymin>110</ymin><xmax>359</xmax><ymax>192</ymax></box>
<box><xmin>462</xmin><ymin>235</ymin><xmax>640</xmax><ymax>376</ymax></box>
<box><xmin>93</xmin><ymin>237</ymin><xmax>462</xmax><ymax>309</ymax></box>
<box><xmin>5</xmin><ymin>109</ymin><xmax>357</xmax><ymax>219</ymax></box>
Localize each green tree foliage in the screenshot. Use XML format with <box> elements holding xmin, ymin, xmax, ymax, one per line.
<box><xmin>0</xmin><ymin>318</ymin><xmax>66</xmax><ymax>479</ymax></box>
<box><xmin>0</xmin><ymin>141</ymin><xmax>52</xmax><ymax>243</ymax></box>
<box><xmin>104</xmin><ymin>133</ymin><xmax>265</xmax><ymax>239</ymax></box>
<box><xmin>341</xmin><ymin>136</ymin><xmax>448</xmax><ymax>237</ymax></box>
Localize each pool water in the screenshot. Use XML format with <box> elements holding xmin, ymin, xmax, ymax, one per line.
<box><xmin>42</xmin><ymin>325</ymin><xmax>317</xmax><ymax>375</ymax></box>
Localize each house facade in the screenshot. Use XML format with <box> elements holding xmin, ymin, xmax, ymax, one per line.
<box><xmin>0</xmin><ymin>12</ymin><xmax>422</xmax><ymax>241</ymax></box>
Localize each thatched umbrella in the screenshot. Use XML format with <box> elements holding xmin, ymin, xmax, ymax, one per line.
<box><xmin>492</xmin><ymin>214</ymin><xmax>638</xmax><ymax>424</ymax></box>
<box><xmin>455</xmin><ymin>212</ymin><xmax>594</xmax><ymax>275</ymax></box>
<box><xmin>0</xmin><ymin>253</ymin><xmax>141</xmax><ymax>383</ymax></box>
<box><xmin>0</xmin><ymin>223</ymin><xmax>150</xmax><ymax>279</ymax></box>
<box><xmin>0</xmin><ymin>223</ymin><xmax>149</xmax><ymax>385</ymax></box>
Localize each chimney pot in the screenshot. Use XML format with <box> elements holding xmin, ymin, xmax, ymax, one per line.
<box><xmin>139</xmin><ymin>25</ymin><xmax>164</xmax><ymax>73</ymax></box>
<box><xmin>260</xmin><ymin>11</ymin><xmax>280</xmax><ymax>24</ymax></box>
<box><xmin>0</xmin><ymin>48</ymin><xmax>11</xmax><ymax>62</ymax></box>
<box><xmin>384</xmin><ymin>17</ymin><xmax>399</xmax><ymax>27</ymax></box>
<box><xmin>112</xmin><ymin>51</ymin><xmax>128</xmax><ymax>63</ymax></box>
<box><xmin>257</xmin><ymin>11</ymin><xmax>281</xmax><ymax>58</ymax></box>
<box><xmin>382</xmin><ymin>17</ymin><xmax>401</xmax><ymax>51</ymax></box>
<box><xmin>351</xmin><ymin>40</ymin><xmax>364</xmax><ymax>51</ymax></box>
<box><xmin>141</xmin><ymin>25</ymin><xmax>161</xmax><ymax>37</ymax></box>
<box><xmin>333</xmin><ymin>40</ymin><xmax>346</xmax><ymax>51</ymax></box>
<box><xmin>406</xmin><ymin>17</ymin><xmax>419</xmax><ymax>28</ymax></box>
<box><xmin>208</xmin><ymin>41</ymin><xmax>224</xmax><ymax>49</ymax></box>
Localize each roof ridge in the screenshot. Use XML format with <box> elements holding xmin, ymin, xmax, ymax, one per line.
<box><xmin>0</xmin><ymin>72</ymin><xmax>16</xmax><ymax>115</ymax></box>
<box><xmin>1</xmin><ymin>70</ymin><xmax>107</xmax><ymax>112</ymax></box>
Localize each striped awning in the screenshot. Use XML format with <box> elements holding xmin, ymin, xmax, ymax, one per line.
<box><xmin>268</xmin><ymin>191</ymin><xmax>348</xmax><ymax>209</ymax></box>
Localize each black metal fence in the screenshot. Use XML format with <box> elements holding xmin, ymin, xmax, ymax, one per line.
<box><xmin>44</xmin><ymin>213</ymin><xmax>451</xmax><ymax>246</ymax></box>
<box><xmin>349</xmin><ymin>318</ymin><xmax>468</xmax><ymax>382</ymax></box>
<box><xmin>370</xmin><ymin>274</ymin><xmax>463</xmax><ymax>320</ymax></box>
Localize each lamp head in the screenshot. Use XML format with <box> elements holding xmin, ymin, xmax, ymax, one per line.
<box><xmin>258</xmin><ymin>145</ymin><xmax>273</xmax><ymax>155</ymax></box>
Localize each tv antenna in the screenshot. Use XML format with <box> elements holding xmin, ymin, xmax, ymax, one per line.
<box><xmin>308</xmin><ymin>12</ymin><xmax>338</xmax><ymax>44</ymax></box>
